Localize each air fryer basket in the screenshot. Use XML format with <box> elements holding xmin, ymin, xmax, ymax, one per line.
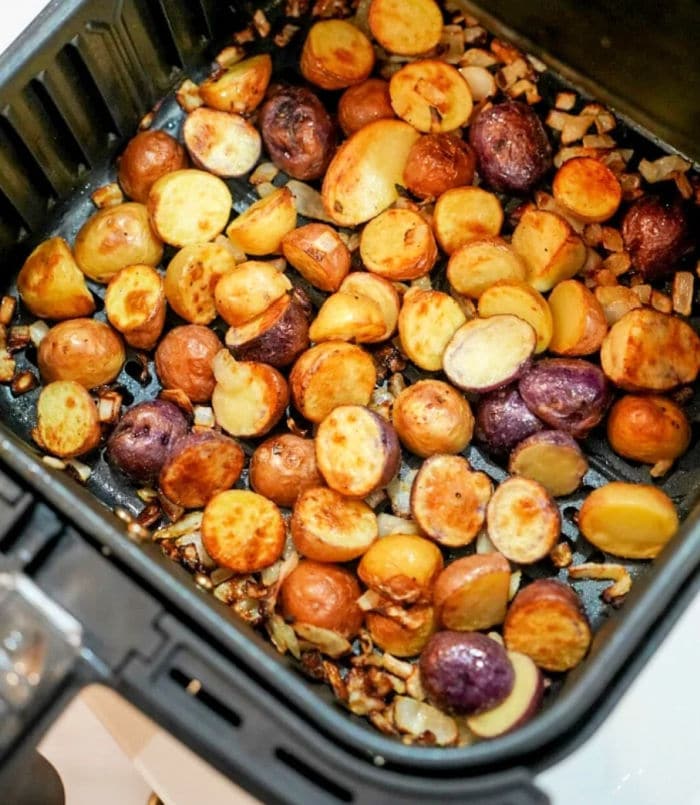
<box><xmin>0</xmin><ymin>0</ymin><xmax>699</xmax><ymax>801</ymax></box>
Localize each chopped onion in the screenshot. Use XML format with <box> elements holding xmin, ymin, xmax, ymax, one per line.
<box><xmin>176</xmin><ymin>79</ymin><xmax>203</xmax><ymax>112</ymax></box>
<box><xmin>393</xmin><ymin>697</ymin><xmax>458</xmax><ymax>746</ymax></box>
<box><xmin>638</xmin><ymin>154</ymin><xmax>691</xmax><ymax>184</ymax></box>
<box><xmin>0</xmin><ymin>295</ymin><xmax>17</xmax><ymax>326</ymax></box>
<box><xmin>386</xmin><ymin>467</ymin><xmax>417</xmax><ymax>518</ymax></box>
<box><xmin>29</xmin><ymin>320</ymin><xmax>49</xmax><ymax>347</ymax></box>
<box><xmin>459</xmin><ymin>65</ymin><xmax>496</xmax><ymax>102</ymax></box>
<box><xmin>249</xmin><ymin>161</ymin><xmax>279</xmax><ymax>186</ymax></box>
<box><xmin>193</xmin><ymin>405</ymin><xmax>215</xmax><ymax>428</ymax></box>
<box><xmin>568</xmin><ymin>562</ymin><xmax>631</xmax><ymax>602</ymax></box>
<box><xmin>508</xmin><ymin>570</ymin><xmax>522</xmax><ymax>601</ymax></box>
<box><xmin>267</xmin><ymin>614</ymin><xmax>301</xmax><ymax>659</ymax></box>
<box><xmin>153</xmin><ymin>511</ymin><xmax>203</xmax><ymax>541</ymax></box>
<box><xmin>377</xmin><ymin>513</ymin><xmax>420</xmax><ymax>537</ymax></box>
<box><xmin>286</xmin><ymin>180</ymin><xmax>336</xmax><ymax>223</ymax></box>
<box><xmin>459</xmin><ymin>48</ymin><xmax>498</xmax><ymax>68</ymax></box>
<box><xmin>293</xmin><ymin>623</ymin><xmax>352</xmax><ymax>658</ymax></box>
<box><xmin>476</xmin><ymin>529</ymin><xmax>497</xmax><ymax>554</ymax></box>
<box><xmin>91</xmin><ymin>183</ymin><xmax>123</xmax><ymax>209</ymax></box>
<box><xmin>672</xmin><ymin>272</ymin><xmax>694</xmax><ymax>317</ymax></box>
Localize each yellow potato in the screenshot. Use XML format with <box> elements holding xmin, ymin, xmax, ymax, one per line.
<box><xmin>300</xmin><ymin>20</ymin><xmax>375</xmax><ymax>90</ymax></box>
<box><xmin>281</xmin><ymin>224</ymin><xmax>351</xmax><ymax>292</ymax></box>
<box><xmin>446</xmin><ymin>237</ymin><xmax>526</xmax><ymax>299</ymax></box>
<box><xmin>226</xmin><ymin>187</ymin><xmax>297</xmax><ymax>256</ymax></box>
<box><xmin>368</xmin><ymin>0</ymin><xmax>443</xmax><ymax>56</ymax></box>
<box><xmin>33</xmin><ymin>381</ymin><xmax>101</xmax><ymax>458</ymax></box>
<box><xmin>433</xmin><ymin>187</ymin><xmax>503</xmax><ymax>255</ymax></box>
<box><xmin>338</xmin><ymin>272</ymin><xmax>400</xmax><ymax>342</ymax></box>
<box><xmin>359</xmin><ymin>208</ymin><xmax>437</xmax><ymax>280</ymax></box>
<box><xmin>548</xmin><ymin>279</ymin><xmax>607</xmax><ymax>355</ymax></box>
<box><xmin>478</xmin><ymin>280</ymin><xmax>553</xmax><ymax>353</ymax></box>
<box><xmin>105</xmin><ymin>264</ymin><xmax>165</xmax><ymax>350</ymax></box>
<box><xmin>398</xmin><ymin>289</ymin><xmax>466</xmax><ymax>371</ymax></box>
<box><xmin>552</xmin><ymin>157</ymin><xmax>622</xmax><ymax>223</ymax></box>
<box><xmin>309</xmin><ymin>291</ymin><xmax>385</xmax><ymax>344</ymax></box>
<box><xmin>215</xmin><ymin>260</ymin><xmax>292</xmax><ymax>326</ymax></box>
<box><xmin>199</xmin><ymin>54</ymin><xmax>272</xmax><ymax>114</ymax></box>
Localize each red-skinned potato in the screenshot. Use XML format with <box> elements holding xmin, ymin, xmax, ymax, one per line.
<box><xmin>403</xmin><ymin>134</ymin><xmax>476</xmax><ymax>199</ymax></box>
<box><xmin>118</xmin><ymin>130</ymin><xmax>188</xmax><ymax>203</ymax></box>
<box><xmin>281</xmin><ymin>224</ymin><xmax>350</xmax><ymax>292</ymax></box>
<box><xmin>155</xmin><ymin>325</ymin><xmax>223</xmax><ymax>404</ymax></box>
<box><xmin>249</xmin><ymin>434</ymin><xmax>323</xmax><ymax>508</ymax></box>
<box><xmin>338</xmin><ymin>78</ymin><xmax>394</xmax><ymax>136</ymax></box>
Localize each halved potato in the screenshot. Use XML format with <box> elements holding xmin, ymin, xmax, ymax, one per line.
<box><xmin>300</xmin><ymin>20</ymin><xmax>375</xmax><ymax>90</ymax></box>
<box><xmin>512</xmin><ymin>209</ymin><xmax>587</xmax><ymax>292</ymax></box>
<box><xmin>548</xmin><ymin>279</ymin><xmax>607</xmax><ymax>355</ymax></box>
<box><xmin>339</xmin><ymin>272</ymin><xmax>400</xmax><ymax>342</ymax></box>
<box><xmin>322</xmin><ymin>119</ymin><xmax>420</xmax><ymax>226</ymax></box>
<box><xmin>478</xmin><ymin>281</ymin><xmax>553</xmax><ymax>354</ymax></box>
<box><xmin>368</xmin><ymin>0</ymin><xmax>443</xmax><ymax>56</ymax></box>
<box><xmin>165</xmin><ymin>241</ymin><xmax>238</xmax><ymax>325</ymax></box>
<box><xmin>359</xmin><ymin>208</ymin><xmax>437</xmax><ymax>280</ymax></box>
<box><xmin>184</xmin><ymin>107</ymin><xmax>261</xmax><ymax>177</ymax></box>
<box><xmin>199</xmin><ymin>53</ymin><xmax>272</xmax><ymax>114</ymax></box>
<box><xmin>226</xmin><ymin>187</ymin><xmax>297</xmax><ymax>256</ymax></box>
<box><xmin>33</xmin><ymin>381</ymin><xmax>100</xmax><ymax>458</ymax></box>
<box><xmin>148</xmin><ymin>169</ymin><xmax>232</xmax><ymax>246</ymax></box>
<box><xmin>447</xmin><ymin>237</ymin><xmax>527</xmax><ymax>299</ymax></box>
<box><xmin>290</xmin><ymin>341</ymin><xmax>377</xmax><ymax>423</ymax></box>
<box><xmin>508</xmin><ymin>431</ymin><xmax>588</xmax><ymax>497</ymax></box>
<box><xmin>434</xmin><ymin>187</ymin><xmax>503</xmax><ymax>255</ymax></box>
<box><xmin>366</xmin><ymin>606</ymin><xmax>437</xmax><ymax>657</ymax></box>
<box><xmin>398</xmin><ymin>289</ymin><xmax>466</xmax><ymax>371</ymax></box>
<box><xmin>552</xmin><ymin>157</ymin><xmax>622</xmax><ymax>223</ymax></box>
<box><xmin>105</xmin><ymin>264</ymin><xmax>165</xmax><ymax>350</ymax></box>
<box><xmin>389</xmin><ymin>60</ymin><xmax>473</xmax><ymax>133</ymax></box>
<box><xmin>18</xmin><ymin>237</ymin><xmax>95</xmax><ymax>320</ymax></box>
<box><xmin>214</xmin><ymin>260</ymin><xmax>292</xmax><ymax>326</ymax></box>
<box><xmin>281</xmin><ymin>224</ymin><xmax>350</xmax><ymax>292</ymax></box>
<box><xmin>358</xmin><ymin>533</ymin><xmax>443</xmax><ymax>603</ymax></box>
<box><xmin>309</xmin><ymin>291</ymin><xmax>385</xmax><ymax>344</ymax></box>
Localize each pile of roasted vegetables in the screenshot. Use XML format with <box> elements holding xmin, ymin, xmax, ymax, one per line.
<box><xmin>1</xmin><ymin>0</ymin><xmax>698</xmax><ymax>747</ymax></box>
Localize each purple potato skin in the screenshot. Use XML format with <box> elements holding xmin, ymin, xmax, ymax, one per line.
<box><xmin>518</xmin><ymin>359</ymin><xmax>611</xmax><ymax>439</ymax></box>
<box><xmin>260</xmin><ymin>85</ymin><xmax>335</xmax><ymax>181</ymax></box>
<box><xmin>475</xmin><ymin>385</ymin><xmax>545</xmax><ymax>455</ymax></box>
<box><xmin>469</xmin><ymin>101</ymin><xmax>552</xmax><ymax>195</ymax></box>
<box><xmin>106</xmin><ymin>400</ymin><xmax>189</xmax><ymax>484</ymax></box>
<box><xmin>621</xmin><ymin>196</ymin><xmax>695</xmax><ymax>280</ymax></box>
<box><xmin>420</xmin><ymin>631</ymin><xmax>515</xmax><ymax>715</ymax></box>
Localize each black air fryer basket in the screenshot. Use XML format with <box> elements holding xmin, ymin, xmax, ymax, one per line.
<box><xmin>0</xmin><ymin>1</ymin><xmax>698</xmax><ymax>803</ymax></box>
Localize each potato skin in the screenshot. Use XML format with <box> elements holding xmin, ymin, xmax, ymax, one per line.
<box><xmin>249</xmin><ymin>434</ymin><xmax>323</xmax><ymax>508</ymax></box>
<box><xmin>607</xmin><ymin>394</ymin><xmax>691</xmax><ymax>464</ymax></box>
<box><xmin>280</xmin><ymin>560</ymin><xmax>363</xmax><ymax>639</ymax></box>
<box><xmin>106</xmin><ymin>400</ymin><xmax>189</xmax><ymax>484</ymax></box>
<box><xmin>403</xmin><ymin>134</ymin><xmax>476</xmax><ymax>199</ymax></box>
<box><xmin>155</xmin><ymin>325</ymin><xmax>222</xmax><ymax>403</ymax></box>
<box><xmin>38</xmin><ymin>319</ymin><xmax>126</xmax><ymax>389</ymax></box>
<box><xmin>118</xmin><ymin>130</ymin><xmax>188</xmax><ymax>203</ymax></box>
<box><xmin>260</xmin><ymin>85</ymin><xmax>335</xmax><ymax>181</ymax></box>
<box><xmin>475</xmin><ymin>385</ymin><xmax>544</xmax><ymax>455</ymax></box>
<box><xmin>337</xmin><ymin>78</ymin><xmax>394</xmax><ymax>136</ymax></box>
<box><xmin>366</xmin><ymin>606</ymin><xmax>437</xmax><ymax>657</ymax></box>
<box><xmin>469</xmin><ymin>101</ymin><xmax>552</xmax><ymax>195</ymax></box>
<box><xmin>621</xmin><ymin>195</ymin><xmax>694</xmax><ymax>280</ymax></box>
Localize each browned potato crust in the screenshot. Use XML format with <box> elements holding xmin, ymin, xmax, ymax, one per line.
<box><xmin>607</xmin><ymin>394</ymin><xmax>691</xmax><ymax>465</ymax></box>
<box><xmin>359</xmin><ymin>209</ymin><xmax>437</xmax><ymax>281</ymax></box>
<box><xmin>104</xmin><ymin>264</ymin><xmax>166</xmax><ymax>350</ymax></box>
<box><xmin>366</xmin><ymin>606</ymin><xmax>437</xmax><ymax>657</ymax></box>
<box><xmin>552</xmin><ymin>157</ymin><xmax>621</xmax><ymax>223</ymax></box>
<box><xmin>34</xmin><ymin>381</ymin><xmax>101</xmax><ymax>458</ymax></box>
<box><xmin>300</xmin><ymin>20</ymin><xmax>375</xmax><ymax>90</ymax></box>
<box><xmin>199</xmin><ymin>54</ymin><xmax>272</xmax><ymax>114</ymax></box>
<box><xmin>368</xmin><ymin>0</ymin><xmax>443</xmax><ymax>56</ymax></box>
<box><xmin>155</xmin><ymin>325</ymin><xmax>223</xmax><ymax>403</ymax></box>
<box><xmin>338</xmin><ymin>79</ymin><xmax>395</xmax><ymax>136</ymax></box>
<box><xmin>249</xmin><ymin>434</ymin><xmax>323</xmax><ymax>508</ymax></box>
<box><xmin>403</xmin><ymin>134</ymin><xmax>476</xmax><ymax>199</ymax></box>
<box><xmin>118</xmin><ymin>130</ymin><xmax>188</xmax><ymax>203</ymax></box>
<box><xmin>281</xmin><ymin>224</ymin><xmax>351</xmax><ymax>292</ymax></box>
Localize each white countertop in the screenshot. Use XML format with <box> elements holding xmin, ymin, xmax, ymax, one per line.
<box><xmin>2</xmin><ymin>3</ymin><xmax>699</xmax><ymax>803</ymax></box>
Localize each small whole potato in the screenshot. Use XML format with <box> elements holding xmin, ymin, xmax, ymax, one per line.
<box><xmin>337</xmin><ymin>78</ymin><xmax>394</xmax><ymax>136</ymax></box>
<box><xmin>155</xmin><ymin>325</ymin><xmax>223</xmax><ymax>403</ymax></box>
<box><xmin>607</xmin><ymin>394</ymin><xmax>691</xmax><ymax>465</ymax></box>
<box><xmin>403</xmin><ymin>133</ymin><xmax>476</xmax><ymax>199</ymax></box>
<box><xmin>118</xmin><ymin>130</ymin><xmax>188</xmax><ymax>203</ymax></box>
<box><xmin>392</xmin><ymin>379</ymin><xmax>474</xmax><ymax>458</ymax></box>
<box><xmin>249</xmin><ymin>433</ymin><xmax>323</xmax><ymax>508</ymax></box>
<box><xmin>106</xmin><ymin>400</ymin><xmax>189</xmax><ymax>484</ymax></box>
<box><xmin>260</xmin><ymin>85</ymin><xmax>335</xmax><ymax>181</ymax></box>
<box><xmin>621</xmin><ymin>195</ymin><xmax>694</xmax><ymax>280</ymax></box>
<box><xmin>475</xmin><ymin>385</ymin><xmax>544</xmax><ymax>455</ymax></box>
<box><xmin>280</xmin><ymin>560</ymin><xmax>363</xmax><ymax>639</ymax></box>
<box><xmin>38</xmin><ymin>319</ymin><xmax>126</xmax><ymax>389</ymax></box>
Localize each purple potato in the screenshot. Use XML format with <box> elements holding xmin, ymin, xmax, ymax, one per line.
<box><xmin>621</xmin><ymin>195</ymin><xmax>695</xmax><ymax>280</ymax></box>
<box><xmin>420</xmin><ymin>631</ymin><xmax>515</xmax><ymax>715</ymax></box>
<box><xmin>107</xmin><ymin>400</ymin><xmax>189</xmax><ymax>484</ymax></box>
<box><xmin>475</xmin><ymin>385</ymin><xmax>545</xmax><ymax>455</ymax></box>
<box><xmin>469</xmin><ymin>101</ymin><xmax>552</xmax><ymax>195</ymax></box>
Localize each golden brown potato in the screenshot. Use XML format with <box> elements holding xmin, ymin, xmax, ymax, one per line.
<box><xmin>478</xmin><ymin>280</ymin><xmax>553</xmax><ymax>354</ymax></box>
<box><xmin>300</xmin><ymin>20</ymin><xmax>375</xmax><ymax>90</ymax></box>
<box><xmin>74</xmin><ymin>203</ymin><xmax>163</xmax><ymax>283</ymax></box>
<box><xmin>226</xmin><ymin>187</ymin><xmax>297</xmax><ymax>256</ymax></box>
<box><xmin>552</xmin><ymin>157</ymin><xmax>622</xmax><ymax>223</ymax></box>
<box><xmin>392</xmin><ymin>379</ymin><xmax>474</xmax><ymax>458</ymax></box>
<box><xmin>403</xmin><ymin>134</ymin><xmax>476</xmax><ymax>200</ymax></box>
<box><xmin>118</xmin><ymin>130</ymin><xmax>188</xmax><ymax>203</ymax></box>
<box><xmin>33</xmin><ymin>380</ymin><xmax>101</xmax><ymax>458</ymax></box>
<box><xmin>360</xmin><ymin>208</ymin><xmax>437</xmax><ymax>281</ymax></box>
<box><xmin>199</xmin><ymin>54</ymin><xmax>272</xmax><ymax>114</ymax></box>
<box><xmin>38</xmin><ymin>319</ymin><xmax>125</xmax><ymax>389</ymax></box>
<box><xmin>155</xmin><ymin>325</ymin><xmax>223</xmax><ymax>403</ymax></box>
<box><xmin>446</xmin><ymin>237</ymin><xmax>527</xmax><ymax>300</ymax></box>
<box><xmin>398</xmin><ymin>289</ymin><xmax>466</xmax><ymax>371</ymax></box>
<box><xmin>281</xmin><ymin>224</ymin><xmax>351</xmax><ymax>292</ymax></box>
<box><xmin>433</xmin><ymin>187</ymin><xmax>503</xmax><ymax>255</ymax></box>
<box><xmin>338</xmin><ymin>272</ymin><xmax>400</xmax><ymax>342</ymax></box>
<box><xmin>183</xmin><ymin>107</ymin><xmax>261</xmax><ymax>178</ymax></box>
<box><xmin>17</xmin><ymin>237</ymin><xmax>95</xmax><ymax>320</ymax></box>
<box><xmin>309</xmin><ymin>291</ymin><xmax>385</xmax><ymax>344</ymax></box>
<box><xmin>214</xmin><ymin>260</ymin><xmax>292</xmax><ymax>326</ymax></box>
<box><xmin>368</xmin><ymin>0</ymin><xmax>443</xmax><ymax>56</ymax></box>
<box><xmin>337</xmin><ymin>78</ymin><xmax>395</xmax><ymax>136</ymax></box>
<box><xmin>104</xmin><ymin>264</ymin><xmax>166</xmax><ymax>350</ymax></box>
<box><xmin>607</xmin><ymin>395</ymin><xmax>691</xmax><ymax>466</ymax></box>
<box><xmin>548</xmin><ymin>279</ymin><xmax>607</xmax><ymax>356</ymax></box>
<box><xmin>366</xmin><ymin>606</ymin><xmax>437</xmax><ymax>657</ymax></box>
<box><xmin>249</xmin><ymin>434</ymin><xmax>323</xmax><ymax>508</ymax></box>
<box><xmin>280</xmin><ymin>560</ymin><xmax>363</xmax><ymax>639</ymax></box>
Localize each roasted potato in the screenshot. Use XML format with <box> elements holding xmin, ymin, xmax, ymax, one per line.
<box><xmin>300</xmin><ymin>20</ymin><xmax>375</xmax><ymax>90</ymax></box>
<box><xmin>366</xmin><ymin>606</ymin><xmax>437</xmax><ymax>657</ymax></box>
<box><xmin>478</xmin><ymin>280</ymin><xmax>553</xmax><ymax>354</ymax></box>
<box><xmin>226</xmin><ymin>187</ymin><xmax>297</xmax><ymax>256</ymax></box>
<box><xmin>433</xmin><ymin>187</ymin><xmax>503</xmax><ymax>255</ymax></box>
<box><xmin>359</xmin><ymin>208</ymin><xmax>437</xmax><ymax>281</ymax></box>
<box><xmin>447</xmin><ymin>237</ymin><xmax>527</xmax><ymax>300</ymax></box>
<box><xmin>249</xmin><ymin>434</ymin><xmax>323</xmax><ymax>508</ymax></box>
<box><xmin>281</xmin><ymin>224</ymin><xmax>350</xmax><ymax>292</ymax></box>
<box><xmin>548</xmin><ymin>279</ymin><xmax>607</xmax><ymax>356</ymax></box>
<box><xmin>338</xmin><ymin>272</ymin><xmax>400</xmax><ymax>342</ymax></box>
<box><xmin>260</xmin><ymin>85</ymin><xmax>335</xmax><ymax>181</ymax></box>
<box><xmin>403</xmin><ymin>134</ymin><xmax>476</xmax><ymax>200</ymax></box>
<box><xmin>155</xmin><ymin>325</ymin><xmax>223</xmax><ymax>403</ymax></box>
<box><xmin>368</xmin><ymin>0</ymin><xmax>443</xmax><ymax>56</ymax></box>
<box><xmin>34</xmin><ymin>381</ymin><xmax>101</xmax><ymax>458</ymax></box>
<box><xmin>38</xmin><ymin>319</ymin><xmax>125</xmax><ymax>389</ymax></box>
<box><xmin>74</xmin><ymin>202</ymin><xmax>163</xmax><ymax>283</ymax></box>
<box><xmin>337</xmin><ymin>78</ymin><xmax>394</xmax><ymax>136</ymax></box>
<box><xmin>398</xmin><ymin>289</ymin><xmax>467</xmax><ymax>371</ymax></box>
<box><xmin>199</xmin><ymin>53</ymin><xmax>272</xmax><ymax>114</ymax></box>
<box><xmin>475</xmin><ymin>385</ymin><xmax>544</xmax><ymax>456</ymax></box>
<box><xmin>104</xmin><ymin>264</ymin><xmax>166</xmax><ymax>350</ymax></box>
<box><xmin>184</xmin><ymin>107</ymin><xmax>261</xmax><ymax>178</ymax></box>
<box><xmin>509</xmin><ymin>430</ymin><xmax>588</xmax><ymax>497</ymax></box>
<box><xmin>214</xmin><ymin>260</ymin><xmax>292</xmax><ymax>327</ymax></box>
<box><xmin>552</xmin><ymin>157</ymin><xmax>621</xmax><ymax>223</ymax></box>
<box><xmin>118</xmin><ymin>130</ymin><xmax>188</xmax><ymax>203</ymax></box>
<box><xmin>309</xmin><ymin>291</ymin><xmax>385</xmax><ymax>344</ymax></box>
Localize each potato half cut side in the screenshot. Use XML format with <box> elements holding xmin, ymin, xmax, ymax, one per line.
<box><xmin>18</xmin><ymin>237</ymin><xmax>95</xmax><ymax>320</ymax></box>
<box><xmin>398</xmin><ymin>289</ymin><xmax>467</xmax><ymax>371</ymax></box>
<box><xmin>508</xmin><ymin>431</ymin><xmax>588</xmax><ymax>497</ymax></box>
<box><xmin>478</xmin><ymin>280</ymin><xmax>553</xmax><ymax>354</ymax></box>
<box><xmin>292</xmin><ymin>486</ymin><xmax>378</xmax><ymax>562</ymax></box>
<box><xmin>226</xmin><ymin>187</ymin><xmax>297</xmax><ymax>256</ymax></box>
<box><xmin>290</xmin><ymin>341</ymin><xmax>377</xmax><ymax>423</ymax></box>
<box><xmin>199</xmin><ymin>53</ymin><xmax>272</xmax><ymax>114</ymax></box>
<box><xmin>443</xmin><ymin>315</ymin><xmax>536</xmax><ymax>393</ymax></box>
<box><xmin>410</xmin><ymin>454</ymin><xmax>493</xmax><ymax>547</ymax></box>
<box><xmin>552</xmin><ymin>157</ymin><xmax>622</xmax><ymax>223</ymax></box>
<box><xmin>548</xmin><ymin>279</ymin><xmax>607</xmax><ymax>356</ymax></box>
<box><xmin>433</xmin><ymin>553</ymin><xmax>511</xmax><ymax>631</ymax></box>
<box><xmin>300</xmin><ymin>20</ymin><xmax>375</xmax><ymax>90</ymax></box>
<box><xmin>368</xmin><ymin>0</ymin><xmax>443</xmax><ymax>56</ymax></box>
<box><xmin>309</xmin><ymin>291</ymin><xmax>386</xmax><ymax>344</ymax></box>
<box><xmin>202</xmin><ymin>489</ymin><xmax>285</xmax><ymax>573</ymax></box>
<box><xmin>105</xmin><ymin>264</ymin><xmax>165</xmax><ymax>350</ymax></box>
<box><xmin>360</xmin><ymin>208</ymin><xmax>437</xmax><ymax>280</ymax></box>
<box><xmin>148</xmin><ymin>169</ymin><xmax>232</xmax><ymax>247</ymax></box>
<box><xmin>165</xmin><ymin>241</ymin><xmax>238</xmax><ymax>325</ymax></box>
<box><xmin>433</xmin><ymin>187</ymin><xmax>503</xmax><ymax>255</ymax></box>
<box><xmin>34</xmin><ymin>381</ymin><xmax>100</xmax><ymax>458</ymax></box>
<box><xmin>486</xmin><ymin>476</ymin><xmax>560</xmax><ymax>564</ymax></box>
<box><xmin>159</xmin><ymin>431</ymin><xmax>245</xmax><ymax>509</ymax></box>
<box><xmin>504</xmin><ymin>580</ymin><xmax>591</xmax><ymax>672</ymax></box>
<box><xmin>366</xmin><ymin>606</ymin><xmax>437</xmax><ymax>657</ymax></box>
<box><xmin>447</xmin><ymin>237</ymin><xmax>527</xmax><ymax>300</ymax></box>
<box><xmin>281</xmin><ymin>223</ymin><xmax>350</xmax><ymax>292</ymax></box>
<box><xmin>322</xmin><ymin>119</ymin><xmax>420</xmax><ymax>226</ymax></box>
<box><xmin>315</xmin><ymin>405</ymin><xmax>400</xmax><ymax>497</ymax></box>
<box><xmin>578</xmin><ymin>482</ymin><xmax>678</xmax><ymax>559</ymax></box>
<box><xmin>466</xmin><ymin>651</ymin><xmax>544</xmax><ymax>737</ymax></box>
<box><xmin>184</xmin><ymin>107</ymin><xmax>262</xmax><ymax>178</ymax></box>
<box><xmin>339</xmin><ymin>272</ymin><xmax>400</xmax><ymax>342</ymax></box>
<box><xmin>389</xmin><ymin>60</ymin><xmax>473</xmax><ymax>133</ymax></box>
<box><xmin>212</xmin><ymin>350</ymin><xmax>289</xmax><ymax>438</ymax></box>
<box><xmin>214</xmin><ymin>260</ymin><xmax>292</xmax><ymax>327</ymax></box>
